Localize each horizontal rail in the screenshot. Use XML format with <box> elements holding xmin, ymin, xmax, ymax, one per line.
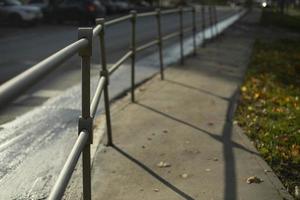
<box><xmin>105</xmin><ymin>14</ymin><xmax>132</xmax><ymax>26</ymax></box>
<box><xmin>108</xmin><ymin>51</ymin><xmax>132</xmax><ymax>75</ymax></box>
<box><xmin>161</xmin><ymin>8</ymin><xmax>179</xmax><ymax>15</ymax></box>
<box><xmin>162</xmin><ymin>31</ymin><xmax>180</xmax><ymax>41</ymax></box>
<box><xmin>183</xmin><ymin>7</ymin><xmax>193</xmax><ymax>12</ymax></box>
<box><xmin>137</xmin><ymin>11</ymin><xmax>157</xmax><ymax>18</ymax></box>
<box><xmin>90</xmin><ymin>76</ymin><xmax>106</xmax><ymax>118</ymax></box>
<box><xmin>183</xmin><ymin>26</ymin><xmax>193</xmax><ymax>34</ymax></box>
<box><xmin>136</xmin><ymin>40</ymin><xmax>159</xmax><ymax>52</ymax></box>
<box><xmin>92</xmin><ymin>24</ymin><xmax>102</xmax><ymax>37</ymax></box>
<box><xmin>48</xmin><ymin>130</ymin><xmax>89</xmax><ymax>200</ymax></box>
<box><xmin>0</xmin><ymin>38</ymin><xmax>88</xmax><ymax>109</ymax></box>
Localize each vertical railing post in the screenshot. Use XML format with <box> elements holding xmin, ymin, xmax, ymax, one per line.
<box><xmin>78</xmin><ymin>27</ymin><xmax>93</xmax><ymax>200</ymax></box>
<box><xmin>192</xmin><ymin>6</ymin><xmax>197</xmax><ymax>56</ymax></box>
<box><xmin>156</xmin><ymin>8</ymin><xmax>164</xmax><ymax>80</ymax></box>
<box><xmin>179</xmin><ymin>7</ymin><xmax>184</xmax><ymax>65</ymax></box>
<box><xmin>130</xmin><ymin>10</ymin><xmax>137</xmax><ymax>102</ymax></box>
<box><xmin>213</xmin><ymin>6</ymin><xmax>219</xmax><ymax>37</ymax></box>
<box><xmin>208</xmin><ymin>5</ymin><xmax>214</xmax><ymax>39</ymax></box>
<box><xmin>96</xmin><ymin>18</ymin><xmax>113</xmax><ymax>146</ymax></box>
<box><xmin>201</xmin><ymin>4</ymin><xmax>206</xmax><ymax>47</ymax></box>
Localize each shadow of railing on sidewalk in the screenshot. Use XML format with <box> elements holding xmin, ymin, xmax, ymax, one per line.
<box><xmin>134</xmin><ymin>87</ymin><xmax>259</xmax><ymax>200</ymax></box>
<box><xmin>221</xmin><ymin>89</ymin><xmax>238</xmax><ymax>200</ymax></box>
<box><xmin>112</xmin><ymin>145</ymin><xmax>195</xmax><ymax>200</ymax></box>
<box><xmin>136</xmin><ymin>102</ymin><xmax>258</xmax><ymax>157</ymax></box>
<box><xmin>165</xmin><ymin>79</ymin><xmax>229</xmax><ymax>101</ymax></box>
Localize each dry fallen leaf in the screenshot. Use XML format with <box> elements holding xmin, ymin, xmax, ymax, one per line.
<box><xmin>208</xmin><ymin>122</ymin><xmax>214</xmax><ymax>126</ymax></box>
<box><xmin>181</xmin><ymin>173</ymin><xmax>189</xmax><ymax>179</ymax></box>
<box><xmin>246</xmin><ymin>176</ymin><xmax>263</xmax><ymax>184</ymax></box>
<box><xmin>157</xmin><ymin>161</ymin><xmax>171</xmax><ymax>168</ymax></box>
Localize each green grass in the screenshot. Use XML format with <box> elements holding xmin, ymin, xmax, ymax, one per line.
<box><xmin>236</xmin><ymin>11</ymin><xmax>300</xmax><ymax>195</ymax></box>
<box><xmin>261</xmin><ymin>8</ymin><xmax>300</xmax><ymax>32</ymax></box>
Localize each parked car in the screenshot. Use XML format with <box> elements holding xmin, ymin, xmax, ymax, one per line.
<box><xmin>111</xmin><ymin>0</ymin><xmax>129</xmax><ymax>12</ymax></box>
<box><xmin>51</xmin><ymin>0</ymin><xmax>106</xmax><ymax>25</ymax></box>
<box><xmin>0</xmin><ymin>0</ymin><xmax>43</xmax><ymax>25</ymax></box>
<box><xmin>100</xmin><ymin>0</ymin><xmax>117</xmax><ymax>14</ymax></box>
<box><xmin>27</xmin><ymin>0</ymin><xmax>52</xmax><ymax>21</ymax></box>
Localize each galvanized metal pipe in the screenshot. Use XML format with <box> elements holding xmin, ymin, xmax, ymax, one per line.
<box><xmin>137</xmin><ymin>11</ymin><xmax>157</xmax><ymax>18</ymax></box>
<box><xmin>136</xmin><ymin>40</ymin><xmax>159</xmax><ymax>52</ymax></box>
<box><xmin>130</xmin><ymin>10</ymin><xmax>137</xmax><ymax>103</ymax></box>
<box><xmin>162</xmin><ymin>32</ymin><xmax>180</xmax><ymax>41</ymax></box>
<box><xmin>90</xmin><ymin>76</ymin><xmax>106</xmax><ymax>118</ymax></box>
<box><xmin>97</xmin><ymin>18</ymin><xmax>113</xmax><ymax>146</ymax></box>
<box><xmin>179</xmin><ymin>7</ymin><xmax>184</xmax><ymax>65</ymax></box>
<box><xmin>213</xmin><ymin>6</ymin><xmax>219</xmax><ymax>36</ymax></box>
<box><xmin>201</xmin><ymin>5</ymin><xmax>206</xmax><ymax>47</ymax></box>
<box><xmin>78</xmin><ymin>28</ymin><xmax>93</xmax><ymax>200</ymax></box>
<box><xmin>0</xmin><ymin>39</ymin><xmax>87</xmax><ymax>109</ymax></box>
<box><xmin>208</xmin><ymin>6</ymin><xmax>214</xmax><ymax>38</ymax></box>
<box><xmin>48</xmin><ymin>130</ymin><xmax>89</xmax><ymax>200</ymax></box>
<box><xmin>192</xmin><ymin>7</ymin><xmax>197</xmax><ymax>56</ymax></box>
<box><xmin>105</xmin><ymin>14</ymin><xmax>131</xmax><ymax>26</ymax></box>
<box><xmin>182</xmin><ymin>7</ymin><xmax>193</xmax><ymax>12</ymax></box>
<box><xmin>156</xmin><ymin>8</ymin><xmax>164</xmax><ymax>80</ymax></box>
<box><xmin>161</xmin><ymin>8</ymin><xmax>180</xmax><ymax>15</ymax></box>
<box><xmin>92</xmin><ymin>24</ymin><xmax>102</xmax><ymax>37</ymax></box>
<box><xmin>183</xmin><ymin>26</ymin><xmax>193</xmax><ymax>34</ymax></box>
<box><xmin>108</xmin><ymin>51</ymin><xmax>132</xmax><ymax>75</ymax></box>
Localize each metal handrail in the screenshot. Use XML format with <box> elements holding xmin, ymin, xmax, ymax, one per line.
<box><xmin>162</xmin><ymin>31</ymin><xmax>181</xmax><ymax>41</ymax></box>
<box><xmin>92</xmin><ymin>24</ymin><xmax>102</xmax><ymax>37</ymax></box>
<box><xmin>104</xmin><ymin>14</ymin><xmax>131</xmax><ymax>26</ymax></box>
<box><xmin>0</xmin><ymin>4</ymin><xmax>229</xmax><ymax>200</ymax></box>
<box><xmin>161</xmin><ymin>8</ymin><xmax>180</xmax><ymax>15</ymax></box>
<box><xmin>137</xmin><ymin>11</ymin><xmax>157</xmax><ymax>18</ymax></box>
<box><xmin>136</xmin><ymin>39</ymin><xmax>159</xmax><ymax>52</ymax></box>
<box><xmin>48</xmin><ymin>4</ymin><xmax>227</xmax><ymax>199</ymax></box>
<box><xmin>0</xmin><ymin>38</ymin><xmax>88</xmax><ymax>109</ymax></box>
<box><xmin>183</xmin><ymin>7</ymin><xmax>193</xmax><ymax>12</ymax></box>
<box><xmin>183</xmin><ymin>26</ymin><xmax>194</xmax><ymax>34</ymax></box>
<box><xmin>48</xmin><ymin>130</ymin><xmax>89</xmax><ymax>200</ymax></box>
<box><xmin>90</xmin><ymin>76</ymin><xmax>106</xmax><ymax>118</ymax></box>
<box><xmin>108</xmin><ymin>51</ymin><xmax>133</xmax><ymax>75</ymax></box>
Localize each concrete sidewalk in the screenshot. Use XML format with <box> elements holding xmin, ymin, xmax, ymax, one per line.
<box><xmin>90</xmin><ymin>10</ymin><xmax>292</xmax><ymax>200</ymax></box>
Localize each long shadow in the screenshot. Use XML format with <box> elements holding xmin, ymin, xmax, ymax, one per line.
<box><xmin>136</xmin><ymin>102</ymin><xmax>259</xmax><ymax>157</ymax></box>
<box><xmin>222</xmin><ymin>90</ymin><xmax>238</xmax><ymax>200</ymax></box>
<box><xmin>165</xmin><ymin>79</ymin><xmax>229</xmax><ymax>101</ymax></box>
<box><xmin>136</xmin><ymin>92</ymin><xmax>240</xmax><ymax>200</ymax></box>
<box><xmin>112</xmin><ymin>145</ymin><xmax>195</xmax><ymax>200</ymax></box>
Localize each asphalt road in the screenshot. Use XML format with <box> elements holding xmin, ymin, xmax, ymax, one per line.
<box><xmin>0</xmin><ymin>7</ymin><xmax>240</xmax><ymax>199</ymax></box>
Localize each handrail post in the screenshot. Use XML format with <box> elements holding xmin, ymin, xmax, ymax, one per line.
<box><xmin>156</xmin><ymin>8</ymin><xmax>164</xmax><ymax>80</ymax></box>
<box><xmin>208</xmin><ymin>5</ymin><xmax>214</xmax><ymax>39</ymax></box>
<box><xmin>96</xmin><ymin>18</ymin><xmax>113</xmax><ymax>146</ymax></box>
<box><xmin>179</xmin><ymin>7</ymin><xmax>184</xmax><ymax>65</ymax></box>
<box><xmin>201</xmin><ymin>5</ymin><xmax>206</xmax><ymax>47</ymax></box>
<box><xmin>213</xmin><ymin>6</ymin><xmax>219</xmax><ymax>37</ymax></box>
<box><xmin>192</xmin><ymin>6</ymin><xmax>197</xmax><ymax>56</ymax></box>
<box><xmin>78</xmin><ymin>27</ymin><xmax>93</xmax><ymax>200</ymax></box>
<box><xmin>130</xmin><ymin>10</ymin><xmax>137</xmax><ymax>102</ymax></box>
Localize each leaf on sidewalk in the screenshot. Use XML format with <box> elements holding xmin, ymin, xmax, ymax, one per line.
<box><xmin>246</xmin><ymin>176</ymin><xmax>263</xmax><ymax>184</ymax></box>
<box><xmin>157</xmin><ymin>161</ymin><xmax>171</xmax><ymax>168</ymax></box>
